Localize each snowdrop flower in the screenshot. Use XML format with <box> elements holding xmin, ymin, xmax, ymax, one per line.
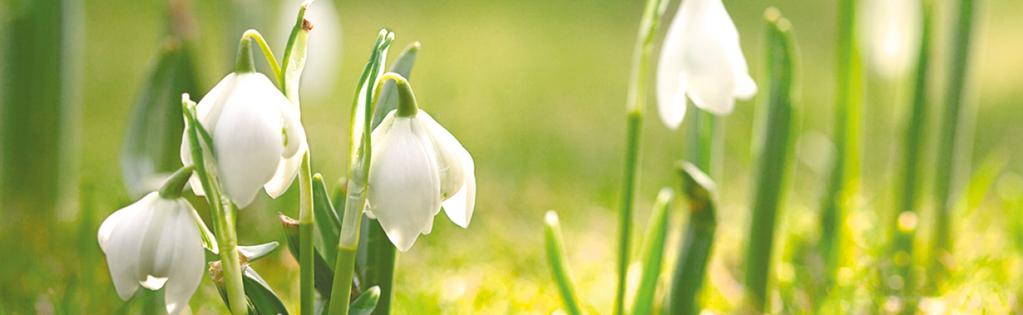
<box><xmin>657</xmin><ymin>0</ymin><xmax>757</xmax><ymax>129</ymax></box>
<box><xmin>365</xmin><ymin>73</ymin><xmax>476</xmax><ymax>251</ymax></box>
<box><xmin>859</xmin><ymin>0</ymin><xmax>921</xmax><ymax>78</ymax></box>
<box><xmin>180</xmin><ymin>38</ymin><xmax>308</xmax><ymax>208</ymax></box>
<box><xmin>97</xmin><ymin>191</ymin><xmax>204</xmax><ymax>315</ymax></box>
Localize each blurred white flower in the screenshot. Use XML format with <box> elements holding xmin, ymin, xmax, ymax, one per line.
<box><xmin>180</xmin><ymin>72</ymin><xmax>308</xmax><ymax>208</ymax></box>
<box><xmin>366</xmin><ymin>110</ymin><xmax>476</xmax><ymax>252</ymax></box>
<box><xmin>657</xmin><ymin>0</ymin><xmax>756</xmax><ymax>129</ymax></box>
<box><xmin>859</xmin><ymin>0</ymin><xmax>921</xmax><ymax>78</ymax></box>
<box><xmin>97</xmin><ymin>192</ymin><xmax>204</xmax><ymax>315</ymax></box>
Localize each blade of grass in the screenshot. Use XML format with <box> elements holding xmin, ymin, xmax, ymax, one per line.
<box><xmin>929</xmin><ymin>0</ymin><xmax>978</xmax><ymax>286</ymax></box>
<box><xmin>667</xmin><ymin>163</ymin><xmax>718</xmax><ymax>315</ymax></box>
<box><xmin>614</xmin><ymin>0</ymin><xmax>669</xmax><ymax>313</ymax></box>
<box><xmin>630</xmin><ymin>188</ymin><xmax>674</xmax><ymax>315</ymax></box>
<box><xmin>890</xmin><ymin>0</ymin><xmax>933</xmax><ymax>303</ymax></box>
<box><xmin>820</xmin><ymin>0</ymin><xmax>863</xmax><ymax>289</ymax></box>
<box><xmin>744</xmin><ymin>8</ymin><xmax>796</xmax><ymax>312</ymax></box>
<box><xmin>544</xmin><ymin>211</ymin><xmax>583</xmax><ymax>315</ymax></box>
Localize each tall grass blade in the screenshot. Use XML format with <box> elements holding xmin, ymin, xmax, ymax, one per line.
<box><xmin>744</xmin><ymin>8</ymin><xmax>796</xmax><ymax>312</ymax></box>
<box><xmin>544</xmin><ymin>211</ymin><xmax>584</xmax><ymax>315</ymax></box>
<box><xmin>630</xmin><ymin>188</ymin><xmax>674</xmax><ymax>315</ymax></box>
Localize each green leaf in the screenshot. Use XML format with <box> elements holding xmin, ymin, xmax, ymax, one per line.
<box><xmin>238</xmin><ymin>242</ymin><xmax>280</xmax><ymax>263</ymax></box>
<box><xmin>543</xmin><ymin>211</ymin><xmax>583</xmax><ymax>315</ymax></box>
<box><xmin>313</xmin><ymin>174</ymin><xmax>341</xmax><ymax>266</ymax></box>
<box><xmin>348</xmin><ymin>286</ymin><xmax>381</xmax><ymax>315</ymax></box>
<box><xmin>1</xmin><ymin>0</ymin><xmax>83</xmax><ymax>215</ymax></box>
<box><xmin>667</xmin><ymin>163</ymin><xmax>718</xmax><ymax>315</ymax></box>
<box><xmin>744</xmin><ymin>9</ymin><xmax>796</xmax><ymax>312</ymax></box>
<box><xmin>280</xmin><ymin>0</ymin><xmax>312</xmax><ymax>102</ymax></box>
<box><xmin>189</xmin><ymin>205</ymin><xmax>220</xmax><ymax>254</ymax></box>
<box><xmin>630</xmin><ymin>188</ymin><xmax>673</xmax><ymax>315</ymax></box>
<box><xmin>371</xmin><ymin>42</ymin><xmax>420</xmax><ymax>128</ymax></box>
<box><xmin>214</xmin><ymin>265</ymin><xmax>290</xmax><ymax>315</ymax></box>
<box><xmin>120</xmin><ymin>39</ymin><xmax>200</xmax><ymax>198</ymax></box>
<box><xmin>280</xmin><ymin>213</ymin><xmax>336</xmax><ymax>297</ymax></box>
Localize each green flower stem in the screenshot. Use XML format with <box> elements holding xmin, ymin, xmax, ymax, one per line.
<box><xmin>157</xmin><ymin>165</ymin><xmax>196</xmax><ymax>199</ymax></box>
<box><xmin>544</xmin><ymin>211</ymin><xmax>583</xmax><ymax>315</ymax></box>
<box><xmin>892</xmin><ymin>0</ymin><xmax>933</xmax><ymax>300</ymax></box>
<box><xmin>298</xmin><ymin>154</ymin><xmax>315</xmax><ymax>315</ymax></box>
<box><xmin>744</xmin><ymin>9</ymin><xmax>795</xmax><ymax>311</ymax></box>
<box><xmin>239</xmin><ymin>29</ymin><xmax>281</xmax><ymax>80</ymax></box>
<box><xmin>668</xmin><ymin>163</ymin><xmax>718</xmax><ymax>315</ymax></box>
<box><xmin>614</xmin><ymin>0</ymin><xmax>668</xmax><ymax>313</ymax></box>
<box><xmin>182</xmin><ymin>97</ymin><xmax>246</xmax><ymax>315</ymax></box>
<box><xmin>328</xmin><ymin>30</ymin><xmax>393</xmax><ymax>315</ymax></box>
<box><xmin>930</xmin><ymin>0</ymin><xmax>977</xmax><ymax>283</ymax></box>
<box><xmin>686</xmin><ymin>110</ymin><xmax>718</xmax><ymax>173</ymax></box>
<box><xmin>375</xmin><ymin>73</ymin><xmax>417</xmax><ymax>117</ymax></box>
<box><xmin>820</xmin><ymin>0</ymin><xmax>863</xmax><ymax>284</ymax></box>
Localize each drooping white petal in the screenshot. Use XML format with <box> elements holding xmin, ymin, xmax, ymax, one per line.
<box><xmin>98</xmin><ymin>193</ymin><xmax>205</xmax><ymax>313</ymax></box>
<box><xmin>366</xmin><ymin>114</ymin><xmax>442</xmax><ymax>252</ymax></box>
<box><xmin>162</xmin><ymin>199</ymin><xmax>204</xmax><ymax>315</ymax></box>
<box><xmin>657</xmin><ymin>5</ymin><xmax>690</xmax><ymax>130</ymax></box>
<box><xmin>264</xmin><ymin>100</ymin><xmax>309</xmax><ymax>198</ymax></box>
<box><xmin>418</xmin><ymin>112</ymin><xmax>476</xmax><ymax>228</ymax></box>
<box><xmin>180</xmin><ymin>74</ymin><xmax>237</xmax><ymax>196</ymax></box>
<box><xmin>210</xmin><ymin>73</ymin><xmax>287</xmax><ymax>208</ymax></box>
<box><xmin>658</xmin><ymin>0</ymin><xmax>754</xmax><ymax>118</ymax></box>
<box><xmin>99</xmin><ymin>195</ymin><xmax>156</xmax><ymax>300</ymax></box>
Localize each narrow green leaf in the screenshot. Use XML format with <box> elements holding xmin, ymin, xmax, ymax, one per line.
<box><xmin>120</xmin><ymin>39</ymin><xmax>200</xmax><ymax>198</ymax></box>
<box><xmin>1</xmin><ymin>0</ymin><xmax>83</xmax><ymax>216</ymax></box>
<box><xmin>631</xmin><ymin>188</ymin><xmax>674</xmax><ymax>315</ymax></box>
<box><xmin>544</xmin><ymin>211</ymin><xmax>583</xmax><ymax>315</ymax></box>
<box><xmin>280</xmin><ymin>0</ymin><xmax>312</xmax><ymax>103</ymax></box>
<box><xmin>929</xmin><ymin>0</ymin><xmax>978</xmax><ymax>285</ymax></box>
<box><xmin>281</xmin><ymin>214</ymin><xmax>336</xmax><ymax>297</ymax></box>
<box><xmin>348</xmin><ymin>286</ymin><xmax>381</xmax><ymax>315</ymax></box>
<box><xmin>667</xmin><ymin>163</ymin><xmax>718</xmax><ymax>315</ymax></box>
<box><xmin>313</xmin><ymin>174</ymin><xmax>342</xmax><ymax>267</ymax></box>
<box><xmin>238</xmin><ymin>242</ymin><xmax>280</xmax><ymax>263</ymax></box>
<box><xmin>743</xmin><ymin>9</ymin><xmax>796</xmax><ymax>312</ymax></box>
<box><xmin>213</xmin><ymin>264</ymin><xmax>290</xmax><ymax>315</ymax></box>
<box><xmin>189</xmin><ymin>205</ymin><xmax>220</xmax><ymax>254</ymax></box>
<box><xmin>371</xmin><ymin>42</ymin><xmax>420</xmax><ymax>128</ymax></box>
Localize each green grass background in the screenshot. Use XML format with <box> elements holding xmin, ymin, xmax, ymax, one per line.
<box><xmin>4</xmin><ymin>0</ymin><xmax>1023</xmax><ymax>313</ymax></box>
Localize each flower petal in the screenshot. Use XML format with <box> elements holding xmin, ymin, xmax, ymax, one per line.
<box><xmin>162</xmin><ymin>200</ymin><xmax>205</xmax><ymax>315</ymax></box>
<box><xmin>264</xmin><ymin>102</ymin><xmax>309</xmax><ymax>198</ymax></box>
<box><xmin>417</xmin><ymin>112</ymin><xmax>477</xmax><ymax>228</ymax></box>
<box><xmin>657</xmin><ymin>11</ymin><xmax>690</xmax><ymax>129</ymax></box>
<box><xmin>211</xmin><ymin>73</ymin><xmax>287</xmax><ymax>208</ymax></box>
<box><xmin>366</xmin><ymin>115</ymin><xmax>442</xmax><ymax>252</ymax></box>
<box><xmin>100</xmin><ymin>193</ymin><xmax>161</xmax><ymax>300</ymax></box>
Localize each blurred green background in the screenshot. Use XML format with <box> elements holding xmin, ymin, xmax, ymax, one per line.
<box><xmin>2</xmin><ymin>0</ymin><xmax>1023</xmax><ymax>313</ymax></box>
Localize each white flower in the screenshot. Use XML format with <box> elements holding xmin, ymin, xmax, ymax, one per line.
<box><xmin>365</xmin><ymin>110</ymin><xmax>476</xmax><ymax>252</ymax></box>
<box><xmin>656</xmin><ymin>0</ymin><xmax>757</xmax><ymax>129</ymax></box>
<box><xmin>180</xmin><ymin>72</ymin><xmax>308</xmax><ymax>208</ymax></box>
<box><xmin>859</xmin><ymin>0</ymin><xmax>921</xmax><ymax>78</ymax></box>
<box><xmin>97</xmin><ymin>192</ymin><xmax>205</xmax><ymax>315</ymax></box>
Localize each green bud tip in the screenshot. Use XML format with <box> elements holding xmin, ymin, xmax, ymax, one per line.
<box><xmin>235</xmin><ymin>30</ymin><xmax>258</xmax><ymax>73</ymax></box>
<box><xmin>159</xmin><ymin>165</ymin><xmax>196</xmax><ymax>199</ymax></box>
<box><xmin>377</xmin><ymin>72</ymin><xmax>419</xmax><ymax>117</ymax></box>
